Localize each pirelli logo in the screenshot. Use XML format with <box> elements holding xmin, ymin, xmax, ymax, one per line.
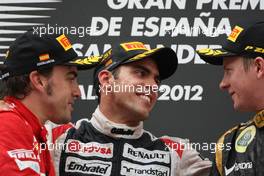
<box><xmin>227</xmin><ymin>26</ymin><xmax>244</xmax><ymax>42</ymax></box>
<box><xmin>244</xmin><ymin>45</ymin><xmax>264</xmax><ymax>54</ymax></box>
<box><xmin>197</xmin><ymin>48</ymin><xmax>227</xmax><ymax>56</ymax></box>
<box><xmin>39</xmin><ymin>53</ymin><xmax>50</xmax><ymax>61</ymax></box>
<box><xmin>120</xmin><ymin>42</ymin><xmax>148</xmax><ymax>51</ymax></box>
<box><xmin>56</xmin><ymin>34</ymin><xmax>72</xmax><ymax>51</ymax></box>
<box><xmin>121</xmin><ymin>161</ymin><xmax>170</xmax><ymax>176</ymax></box>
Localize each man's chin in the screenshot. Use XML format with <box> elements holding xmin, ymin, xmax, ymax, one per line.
<box><xmin>138</xmin><ymin>111</ymin><xmax>150</xmax><ymax>121</ymax></box>
<box><xmin>51</xmin><ymin>116</ymin><xmax>71</xmax><ymax>124</ymax></box>
<box><xmin>233</xmin><ymin>104</ymin><xmax>250</xmax><ymax>112</ymax></box>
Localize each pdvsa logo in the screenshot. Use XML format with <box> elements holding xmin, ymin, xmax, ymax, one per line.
<box><xmin>66</xmin><ymin>140</ymin><xmax>113</xmax><ymax>158</ymax></box>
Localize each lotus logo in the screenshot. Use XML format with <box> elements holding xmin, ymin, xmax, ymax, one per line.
<box><xmin>237</xmin><ymin>130</ymin><xmax>251</xmax><ymax>146</ymax></box>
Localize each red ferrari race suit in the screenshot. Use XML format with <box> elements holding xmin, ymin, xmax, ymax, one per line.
<box><xmin>0</xmin><ymin>96</ymin><xmax>55</xmax><ymax>176</ymax></box>
<box><xmin>210</xmin><ymin>110</ymin><xmax>264</xmax><ymax>176</ymax></box>
<box><xmin>50</xmin><ymin>107</ymin><xmax>211</xmax><ymax>176</ymax></box>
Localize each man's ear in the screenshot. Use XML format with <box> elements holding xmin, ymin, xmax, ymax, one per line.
<box><xmin>29</xmin><ymin>71</ymin><xmax>47</xmax><ymax>92</ymax></box>
<box><xmin>98</xmin><ymin>70</ymin><xmax>115</xmax><ymax>94</ymax></box>
<box><xmin>98</xmin><ymin>70</ymin><xmax>114</xmax><ymax>86</ymax></box>
<box><xmin>254</xmin><ymin>57</ymin><xmax>264</xmax><ymax>79</ymax></box>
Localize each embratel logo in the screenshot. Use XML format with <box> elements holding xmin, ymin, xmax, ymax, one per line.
<box><xmin>227</xmin><ymin>26</ymin><xmax>244</xmax><ymax>42</ymax></box>
<box><xmin>56</xmin><ymin>34</ymin><xmax>72</xmax><ymax>51</ymax></box>
<box><xmin>65</xmin><ymin>157</ymin><xmax>112</xmax><ymax>176</ymax></box>
<box><xmin>120</xmin><ymin>42</ymin><xmax>148</xmax><ymax>51</ymax></box>
<box><xmin>121</xmin><ymin>161</ymin><xmax>170</xmax><ymax>176</ymax></box>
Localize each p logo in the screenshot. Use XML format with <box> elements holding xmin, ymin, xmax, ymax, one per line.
<box><xmin>227</xmin><ymin>26</ymin><xmax>244</xmax><ymax>42</ymax></box>
<box><xmin>56</xmin><ymin>34</ymin><xmax>72</xmax><ymax>51</ymax></box>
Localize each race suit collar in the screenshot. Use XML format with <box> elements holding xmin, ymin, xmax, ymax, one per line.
<box><xmin>90</xmin><ymin>106</ymin><xmax>144</xmax><ymax>139</ymax></box>
<box><xmin>253</xmin><ymin>109</ymin><xmax>264</xmax><ymax>128</ymax></box>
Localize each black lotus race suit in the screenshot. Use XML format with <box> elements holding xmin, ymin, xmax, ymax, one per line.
<box><xmin>50</xmin><ymin>107</ymin><xmax>211</xmax><ymax>176</ymax></box>
<box><xmin>210</xmin><ymin>110</ymin><xmax>264</xmax><ymax>176</ymax></box>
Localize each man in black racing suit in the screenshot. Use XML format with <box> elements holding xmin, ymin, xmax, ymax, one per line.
<box><xmin>197</xmin><ymin>21</ymin><xmax>264</xmax><ymax>176</ymax></box>
<box><xmin>51</xmin><ymin>41</ymin><xmax>212</xmax><ymax>176</ymax></box>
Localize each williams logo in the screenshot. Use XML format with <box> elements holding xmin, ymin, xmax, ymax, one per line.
<box><xmin>111</xmin><ymin>127</ymin><xmax>134</xmax><ymax>135</ymax></box>
<box><xmin>65</xmin><ymin>157</ymin><xmax>112</xmax><ymax>176</ymax></box>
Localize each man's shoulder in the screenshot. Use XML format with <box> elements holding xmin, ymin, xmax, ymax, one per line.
<box><xmin>218</xmin><ymin>120</ymin><xmax>254</xmax><ymax>143</ymax></box>
<box><xmin>47</xmin><ymin>118</ymin><xmax>90</xmax><ymax>143</ymax></box>
<box><xmin>0</xmin><ymin>110</ymin><xmax>27</xmax><ymax>131</ymax></box>
<box><xmin>0</xmin><ymin>111</ymin><xmax>33</xmax><ymax>149</ymax></box>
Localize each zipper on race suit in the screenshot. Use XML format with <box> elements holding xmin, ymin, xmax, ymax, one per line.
<box><xmin>114</xmin><ymin>139</ymin><xmax>123</xmax><ymax>176</ymax></box>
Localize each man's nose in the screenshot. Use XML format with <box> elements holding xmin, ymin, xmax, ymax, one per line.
<box><xmin>73</xmin><ymin>85</ymin><xmax>81</xmax><ymax>98</ymax></box>
<box><xmin>219</xmin><ymin>78</ymin><xmax>228</xmax><ymax>90</ymax></box>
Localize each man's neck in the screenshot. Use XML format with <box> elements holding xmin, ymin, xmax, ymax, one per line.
<box><xmin>99</xmin><ymin>104</ymin><xmax>140</xmax><ymax>127</ymax></box>
<box><xmin>21</xmin><ymin>94</ymin><xmax>47</xmax><ymax>125</ymax></box>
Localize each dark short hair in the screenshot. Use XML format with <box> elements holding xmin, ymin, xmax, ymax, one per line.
<box><xmin>0</xmin><ymin>67</ymin><xmax>53</xmax><ymax>99</ymax></box>
<box><xmin>95</xmin><ymin>67</ymin><xmax>120</xmax><ymax>104</ymax></box>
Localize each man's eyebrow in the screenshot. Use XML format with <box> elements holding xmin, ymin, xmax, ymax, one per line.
<box><xmin>133</xmin><ymin>65</ymin><xmax>150</xmax><ymax>73</ymax></box>
<box><xmin>67</xmin><ymin>71</ymin><xmax>78</xmax><ymax>78</ymax></box>
<box><xmin>133</xmin><ymin>64</ymin><xmax>160</xmax><ymax>81</ymax></box>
